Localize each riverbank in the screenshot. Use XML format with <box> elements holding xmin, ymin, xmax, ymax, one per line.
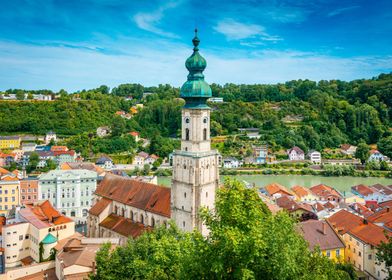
<box><xmin>157</xmin><ymin>174</ymin><xmax>392</xmax><ymax>194</ymax></box>
<box><xmin>220</xmin><ymin>167</ymin><xmax>391</xmax><ymax>178</ymax></box>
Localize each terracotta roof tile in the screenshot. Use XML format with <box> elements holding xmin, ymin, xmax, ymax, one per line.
<box><xmin>310</xmin><ymin>184</ymin><xmax>342</xmax><ymax>199</ymax></box>
<box><xmin>351</xmin><ymin>184</ymin><xmax>374</xmax><ymax>197</ymax></box>
<box><xmin>368</xmin><ymin>207</ymin><xmax>392</xmax><ymax>227</ymax></box>
<box><xmin>327</xmin><ymin>210</ymin><xmax>364</xmax><ymax>234</ymax></box>
<box><xmin>265</xmin><ymin>183</ymin><xmax>294</xmax><ymax>197</ymax></box>
<box><xmin>349</xmin><ymin>222</ymin><xmax>392</xmax><ymax>246</ymax></box>
<box><xmin>89</xmin><ymin>197</ymin><xmax>111</xmax><ymax>216</ymax></box>
<box><xmin>99</xmin><ymin>213</ymin><xmax>149</xmax><ymax>238</ymax></box>
<box><xmin>95</xmin><ymin>174</ymin><xmax>170</xmax><ymax>217</ymax></box>
<box><xmin>292</xmin><ymin>185</ymin><xmax>311</xmax><ymax>198</ymax></box>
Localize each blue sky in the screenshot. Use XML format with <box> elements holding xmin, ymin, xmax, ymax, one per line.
<box><xmin>0</xmin><ymin>0</ymin><xmax>391</xmax><ymax>91</ymax></box>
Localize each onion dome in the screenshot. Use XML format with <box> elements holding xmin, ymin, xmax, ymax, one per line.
<box><xmin>180</xmin><ymin>29</ymin><xmax>212</xmax><ymax>109</ymax></box>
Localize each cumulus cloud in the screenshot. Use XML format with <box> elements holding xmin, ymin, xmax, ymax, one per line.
<box><xmin>0</xmin><ymin>40</ymin><xmax>390</xmax><ymax>92</ymax></box>
<box><xmin>133</xmin><ymin>1</ymin><xmax>181</xmax><ymax>38</ymax></box>
<box><xmin>214</xmin><ymin>19</ymin><xmax>282</xmax><ymax>43</ymax></box>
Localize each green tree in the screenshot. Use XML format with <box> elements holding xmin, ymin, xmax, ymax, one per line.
<box><xmin>16</xmin><ymin>90</ymin><xmax>25</xmax><ymax>100</ymax></box>
<box><xmin>91</xmin><ymin>179</ymin><xmax>351</xmax><ymax>280</ymax></box>
<box><xmin>376</xmin><ymin>234</ymin><xmax>392</xmax><ymax>280</ymax></box>
<box><xmin>378</xmin><ymin>136</ymin><xmax>392</xmax><ymax>159</ymax></box>
<box><xmin>355</xmin><ymin>142</ymin><xmax>370</xmax><ymax>164</ymax></box>
<box><xmin>142</xmin><ymin>164</ymin><xmax>151</xmax><ymax>175</ymax></box>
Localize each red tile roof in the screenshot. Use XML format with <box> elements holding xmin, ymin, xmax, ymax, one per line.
<box><xmin>368</xmin><ymin>207</ymin><xmax>392</xmax><ymax>228</ymax></box>
<box><xmin>291</xmin><ymin>185</ymin><xmax>312</xmax><ymax>198</ymax></box>
<box><xmin>19</xmin><ymin>200</ymin><xmax>73</xmax><ymax>229</ymax></box>
<box><xmin>298</xmin><ymin>220</ymin><xmax>345</xmax><ymax>251</ymax></box>
<box><xmin>99</xmin><ymin>213</ymin><xmax>150</xmax><ymax>238</ymax></box>
<box><xmin>89</xmin><ymin>197</ymin><xmax>111</xmax><ymax>216</ymax></box>
<box><xmin>380</xmin><ymin>200</ymin><xmax>392</xmax><ymax>208</ymax></box>
<box><xmin>351</xmin><ymin>184</ymin><xmax>374</xmax><ymax>197</ymax></box>
<box><xmin>265</xmin><ymin>183</ymin><xmax>294</xmax><ymax>197</ymax></box>
<box><xmin>327</xmin><ymin>210</ymin><xmax>364</xmax><ymax>234</ymax></box>
<box><xmin>96</xmin><ymin>174</ymin><xmax>170</xmax><ymax>218</ymax></box>
<box><xmin>349</xmin><ymin>222</ymin><xmax>392</xmax><ymax>247</ymax></box>
<box><xmin>310</xmin><ymin>184</ymin><xmax>342</xmax><ymax>199</ymax></box>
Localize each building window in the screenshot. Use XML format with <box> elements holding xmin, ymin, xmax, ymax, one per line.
<box><xmin>336</xmin><ymin>249</ymin><xmax>340</xmax><ymax>257</ymax></box>
<box><xmin>151</xmin><ymin>217</ymin><xmax>155</xmax><ymax>227</ymax></box>
<box><xmin>184</xmin><ymin>192</ymin><xmax>186</xmax><ymax>198</ymax></box>
<box><xmin>185</xmin><ymin>117</ymin><xmax>190</xmax><ymax>124</ymax></box>
<box><xmin>183</xmin><ymin>221</ymin><xmax>185</xmax><ymax>228</ymax></box>
<box><xmin>19</xmin><ymin>235</ymin><xmax>23</xmax><ymax>241</ymax></box>
<box><xmin>358</xmin><ymin>251</ymin><xmax>361</xmax><ymax>257</ymax></box>
<box><xmin>83</xmin><ymin>209</ymin><xmax>88</xmax><ymax>217</ymax></box>
<box><xmin>130</xmin><ymin>211</ymin><xmax>134</xmax><ymax>221</ymax></box>
<box><xmin>368</xmin><ymin>254</ymin><xmax>372</xmax><ymax>260</ymax></box>
<box><xmin>203</xmin><ymin>117</ymin><xmax>208</xmax><ymax>124</ymax></box>
<box><xmin>206</xmin><ymin>192</ymin><xmax>208</xmax><ymax>198</ymax></box>
<box><xmin>203</xmin><ymin>128</ymin><xmax>207</xmax><ymax>140</ymax></box>
<box><xmin>140</xmin><ymin>214</ymin><xmax>144</xmax><ymax>224</ymax></box>
<box><xmin>185</xmin><ymin>128</ymin><xmax>190</xmax><ymax>141</ymax></box>
<box><xmin>71</xmin><ymin>211</ymin><xmax>75</xmax><ymax>217</ymax></box>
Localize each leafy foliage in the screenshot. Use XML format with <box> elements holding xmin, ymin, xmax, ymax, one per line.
<box><xmin>92</xmin><ymin>179</ymin><xmax>353</xmax><ymax>280</ymax></box>
<box><xmin>377</xmin><ymin>234</ymin><xmax>392</xmax><ymax>280</ymax></box>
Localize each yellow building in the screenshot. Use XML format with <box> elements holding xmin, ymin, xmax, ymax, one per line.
<box><xmin>0</xmin><ymin>167</ymin><xmax>20</xmax><ymax>215</ymax></box>
<box><xmin>328</xmin><ymin>210</ymin><xmax>391</xmax><ymax>279</ymax></box>
<box><xmin>0</xmin><ymin>136</ymin><xmax>21</xmax><ymax>149</ymax></box>
<box><xmin>298</xmin><ymin>220</ymin><xmax>345</xmax><ymax>262</ymax></box>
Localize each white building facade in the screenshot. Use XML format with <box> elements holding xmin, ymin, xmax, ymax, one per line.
<box><xmin>38</xmin><ymin>170</ymin><xmax>97</xmax><ymax>223</ymax></box>
<box><xmin>171</xmin><ymin>30</ymin><xmax>220</xmax><ymax>236</ymax></box>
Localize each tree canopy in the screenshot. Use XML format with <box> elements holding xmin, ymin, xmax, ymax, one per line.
<box><xmin>91</xmin><ymin>179</ymin><xmax>354</xmax><ymax>280</ymax></box>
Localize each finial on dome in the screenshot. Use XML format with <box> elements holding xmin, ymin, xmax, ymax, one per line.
<box><xmin>192</xmin><ymin>28</ymin><xmax>200</xmax><ymax>51</ymax></box>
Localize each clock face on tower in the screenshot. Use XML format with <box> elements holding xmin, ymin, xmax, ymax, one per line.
<box><xmin>185</xmin><ymin>117</ymin><xmax>190</xmax><ymax>124</ymax></box>
<box><xmin>203</xmin><ymin>117</ymin><xmax>208</xmax><ymax>124</ymax></box>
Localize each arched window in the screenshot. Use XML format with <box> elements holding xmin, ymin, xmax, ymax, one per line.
<box><xmin>184</xmin><ymin>192</ymin><xmax>186</xmax><ymax>198</ymax></box>
<box><xmin>203</xmin><ymin>128</ymin><xmax>207</xmax><ymax>140</ymax></box>
<box><xmin>130</xmin><ymin>211</ymin><xmax>134</xmax><ymax>221</ymax></box>
<box><xmin>114</xmin><ymin>205</ymin><xmax>118</xmax><ymax>214</ymax></box>
<box><xmin>140</xmin><ymin>214</ymin><xmax>144</xmax><ymax>224</ymax></box>
<box><xmin>151</xmin><ymin>217</ymin><xmax>155</xmax><ymax>227</ymax></box>
<box><xmin>185</xmin><ymin>128</ymin><xmax>190</xmax><ymax>140</ymax></box>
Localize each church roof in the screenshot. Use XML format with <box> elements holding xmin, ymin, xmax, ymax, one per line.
<box><xmin>95</xmin><ymin>174</ymin><xmax>171</xmax><ymax>218</ymax></box>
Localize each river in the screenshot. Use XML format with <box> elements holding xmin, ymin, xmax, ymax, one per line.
<box><xmin>157</xmin><ymin>175</ymin><xmax>392</xmax><ymax>195</ymax></box>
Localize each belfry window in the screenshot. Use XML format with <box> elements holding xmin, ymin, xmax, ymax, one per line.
<box><xmin>203</xmin><ymin>128</ymin><xmax>207</xmax><ymax>140</ymax></box>
<box><xmin>185</xmin><ymin>128</ymin><xmax>190</xmax><ymax>140</ymax></box>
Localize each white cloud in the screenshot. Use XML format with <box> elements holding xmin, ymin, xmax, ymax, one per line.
<box><xmin>327</xmin><ymin>6</ymin><xmax>360</xmax><ymax>17</ymax></box>
<box><xmin>214</xmin><ymin>19</ymin><xmax>282</xmax><ymax>43</ymax></box>
<box><xmin>133</xmin><ymin>1</ymin><xmax>181</xmax><ymax>38</ymax></box>
<box><xmin>0</xmin><ymin>40</ymin><xmax>390</xmax><ymax>92</ymax></box>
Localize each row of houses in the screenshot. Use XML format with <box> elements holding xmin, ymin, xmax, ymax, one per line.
<box><xmin>259</xmin><ymin>181</ymin><xmax>392</xmax><ymax>279</ymax></box>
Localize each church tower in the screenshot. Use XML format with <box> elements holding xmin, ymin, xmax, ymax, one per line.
<box><xmin>171</xmin><ymin>29</ymin><xmax>220</xmax><ymax>235</ymax></box>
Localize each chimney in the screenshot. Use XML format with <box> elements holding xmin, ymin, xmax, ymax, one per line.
<box><xmin>322</xmin><ymin>222</ymin><xmax>327</xmax><ymax>235</ymax></box>
<box><xmin>386</xmin><ymin>206</ymin><xmax>390</xmax><ymax>213</ymax></box>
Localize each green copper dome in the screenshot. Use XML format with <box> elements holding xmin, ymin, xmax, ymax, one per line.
<box><xmin>180</xmin><ymin>29</ymin><xmax>212</xmax><ymax>109</ymax></box>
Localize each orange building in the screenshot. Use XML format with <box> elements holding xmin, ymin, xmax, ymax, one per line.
<box><xmin>19</xmin><ymin>179</ymin><xmax>39</xmax><ymax>205</ymax></box>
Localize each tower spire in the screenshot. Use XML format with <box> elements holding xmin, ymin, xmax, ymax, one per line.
<box><xmin>180</xmin><ymin>29</ymin><xmax>212</xmax><ymax>109</ymax></box>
